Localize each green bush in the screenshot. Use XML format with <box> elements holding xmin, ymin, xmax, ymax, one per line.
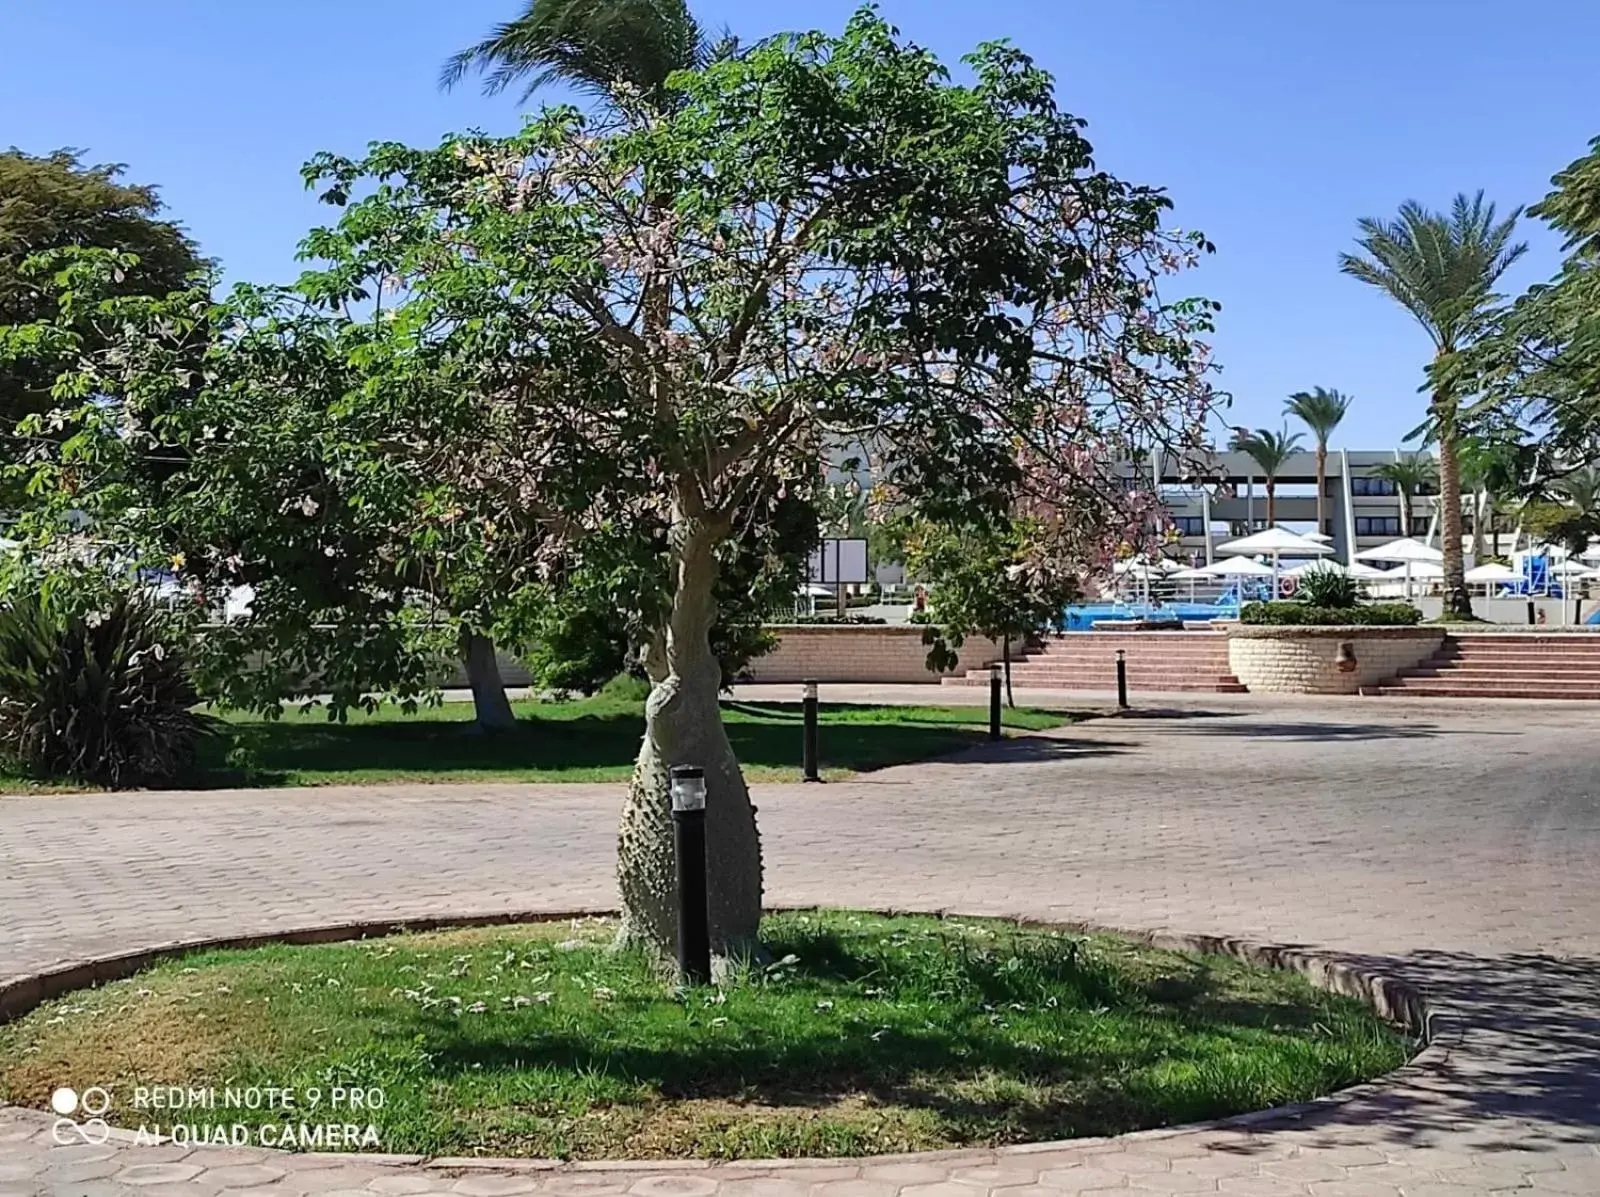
<box><xmin>1294</xmin><ymin>567</ymin><xmax>1358</xmax><ymax>609</ymax></box>
<box><xmin>1240</xmin><ymin>602</ymin><xmax>1421</xmax><ymax>626</ymax></box>
<box><xmin>0</xmin><ymin>595</ymin><xmax>214</xmax><ymax>787</ymax></box>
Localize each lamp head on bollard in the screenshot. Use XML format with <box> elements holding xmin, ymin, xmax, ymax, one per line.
<box><xmin>989</xmin><ymin>663</ymin><xmax>1002</xmax><ymax>681</ymax></box>
<box><xmin>669</xmin><ymin>766</ymin><xmax>706</xmax><ymax>813</ymax></box>
<box><xmin>803</xmin><ymin>679</ymin><xmax>818</xmax><ymax>701</ymax></box>
<box><xmin>1116</xmin><ymin>649</ymin><xmax>1125</xmax><ymax>661</ymax></box>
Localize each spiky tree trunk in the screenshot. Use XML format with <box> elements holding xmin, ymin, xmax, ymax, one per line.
<box><xmin>616</xmin><ymin>519</ymin><xmax>763</xmax><ymax>963</ymax></box>
<box><xmin>1433</xmin><ymin>383</ymin><xmax>1473</xmax><ymax>618</ymax></box>
<box><xmin>462</xmin><ymin>632</ymin><xmax>517</xmax><ymax>732</ymax></box>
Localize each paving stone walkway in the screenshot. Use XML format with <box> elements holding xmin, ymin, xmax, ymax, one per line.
<box><xmin>2</xmin><ymin>697</ymin><xmax>1598</xmax><ymax>1195</ymax></box>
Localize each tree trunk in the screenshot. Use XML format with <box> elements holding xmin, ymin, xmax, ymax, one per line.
<box><xmin>616</xmin><ymin>524</ymin><xmax>763</xmax><ymax>964</ymax></box>
<box><xmin>1398</xmin><ymin>487</ymin><xmax>1412</xmax><ymax>535</ymax></box>
<box><xmin>1003</xmin><ymin>636</ymin><xmax>1014</xmax><ymax>708</ymax></box>
<box><xmin>1265</xmin><ymin>480</ymin><xmax>1276</xmax><ymax>526</ymax></box>
<box><xmin>1314</xmin><ymin>446</ymin><xmax>1327</xmax><ymax>533</ymax></box>
<box><xmin>1436</xmin><ymin>414</ymin><xmax>1473</xmax><ymax>618</ymax></box>
<box><xmin>462</xmin><ymin>632</ymin><xmax>516</xmax><ymax>732</ymax></box>
<box><xmin>1490</xmin><ymin>506</ymin><xmax>1500</xmax><ymax>557</ymax></box>
<box><xmin>1471</xmin><ymin>491</ymin><xmax>1487</xmax><ymax>562</ymax></box>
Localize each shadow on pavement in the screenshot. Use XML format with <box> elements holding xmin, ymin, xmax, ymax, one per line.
<box><xmin>1149</xmin><ymin>719</ymin><xmax>1520</xmax><ymax>743</ymax></box>
<box><xmin>1226</xmin><ymin>949</ymin><xmax>1600</xmax><ymax>1156</ymax></box>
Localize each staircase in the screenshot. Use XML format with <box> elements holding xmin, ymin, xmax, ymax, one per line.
<box><xmin>944</xmin><ymin>631</ymin><xmax>1247</xmax><ymax>694</ymax></box>
<box><xmin>1369</xmin><ymin>633</ymin><xmax>1600</xmax><ymax>699</ymax></box>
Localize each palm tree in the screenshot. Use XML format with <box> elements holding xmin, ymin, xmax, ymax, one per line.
<box><xmin>441</xmin><ymin>0</ymin><xmax>715</xmax><ymax>108</ymax></box>
<box><xmin>1232</xmin><ymin>427</ymin><xmax>1304</xmax><ymax>525</ymax></box>
<box><xmin>1284</xmin><ymin>387</ymin><xmax>1351</xmax><ymax>535</ymax></box>
<box><xmin>1340</xmin><ymin>192</ymin><xmax>1527</xmax><ymax>616</ymax></box>
<box><xmin>1373</xmin><ymin>455</ymin><xmax>1439</xmax><ymax>536</ymax></box>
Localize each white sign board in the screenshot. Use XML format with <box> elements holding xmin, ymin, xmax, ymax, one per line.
<box><xmin>807</xmin><ymin>538</ymin><xmax>869</xmax><ymax>584</ymax></box>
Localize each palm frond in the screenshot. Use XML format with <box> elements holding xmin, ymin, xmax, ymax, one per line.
<box><xmin>1284</xmin><ymin>386</ymin><xmax>1352</xmax><ymax>446</ymax></box>
<box><xmin>441</xmin><ymin>0</ymin><xmax>708</xmax><ymax>107</ymax></box>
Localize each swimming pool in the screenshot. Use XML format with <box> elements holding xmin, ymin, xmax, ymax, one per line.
<box><xmin>1060</xmin><ymin>601</ymin><xmax>1238</xmax><ymax>631</ymax></box>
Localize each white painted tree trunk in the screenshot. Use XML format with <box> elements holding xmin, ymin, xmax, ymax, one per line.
<box><xmin>615</xmin><ymin>527</ymin><xmax>763</xmax><ymax>961</ymax></box>
<box><xmin>462</xmin><ymin>632</ymin><xmax>517</xmax><ymax>732</ymax></box>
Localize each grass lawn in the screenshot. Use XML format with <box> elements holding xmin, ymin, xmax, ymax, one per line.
<box><xmin>0</xmin><ymin>912</ymin><xmax>1409</xmax><ymax>1160</ymax></box>
<box><xmin>175</xmin><ymin>697</ymin><xmax>1073</xmax><ymax>788</ymax></box>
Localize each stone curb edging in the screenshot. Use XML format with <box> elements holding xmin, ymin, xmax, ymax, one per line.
<box><xmin>0</xmin><ymin>905</ymin><xmax>1451</xmax><ymax>1177</ymax></box>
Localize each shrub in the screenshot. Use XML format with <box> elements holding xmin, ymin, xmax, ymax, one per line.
<box><xmin>0</xmin><ymin>595</ymin><xmax>214</xmax><ymax>787</ymax></box>
<box><xmin>1295</xmin><ymin>567</ymin><xmax>1358</xmax><ymax>609</ymax></box>
<box><xmin>1240</xmin><ymin>602</ymin><xmax>1421</xmax><ymax>627</ymax></box>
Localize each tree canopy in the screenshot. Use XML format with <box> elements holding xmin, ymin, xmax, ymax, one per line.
<box><xmin>0</xmin><ymin>149</ymin><xmax>205</xmax><ymax>431</ymax></box>
<box><xmin>6</xmin><ymin>10</ymin><xmax>1219</xmax><ymax>958</ymax></box>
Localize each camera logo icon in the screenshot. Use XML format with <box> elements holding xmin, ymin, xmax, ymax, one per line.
<box><xmin>50</xmin><ymin>1086</ymin><xmax>112</xmax><ymax>1145</ymax></box>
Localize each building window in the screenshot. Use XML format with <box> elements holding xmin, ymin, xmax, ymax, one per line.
<box><xmin>1356</xmin><ymin>516</ymin><xmax>1401</xmax><ymax>536</ymax></box>
<box><xmin>1169</xmin><ymin>517</ymin><xmax>1205</xmax><ymax>536</ymax></box>
<box><xmin>1410</xmin><ymin>516</ymin><xmax>1432</xmax><ymax>536</ymax></box>
<box><xmin>1351</xmin><ymin>475</ymin><xmax>1398</xmax><ymax>496</ymax></box>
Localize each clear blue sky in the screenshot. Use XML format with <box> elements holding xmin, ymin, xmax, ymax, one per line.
<box><xmin>4</xmin><ymin>0</ymin><xmax>1596</xmax><ymax>447</ymax></box>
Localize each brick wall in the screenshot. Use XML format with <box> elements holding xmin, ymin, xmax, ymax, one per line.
<box><xmin>1227</xmin><ymin>626</ymin><xmax>1445</xmax><ymax>694</ymax></box>
<box><xmin>743</xmin><ymin>625</ymin><xmax>1002</xmax><ymax>684</ymax></box>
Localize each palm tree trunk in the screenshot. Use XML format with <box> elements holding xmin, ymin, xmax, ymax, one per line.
<box><xmin>1436</xmin><ymin>419</ymin><xmax>1473</xmax><ymax>618</ymax></box>
<box><xmin>1265</xmin><ymin>479</ymin><xmax>1276</xmax><ymax>526</ymax></box>
<box><xmin>1490</xmin><ymin>505</ymin><xmax>1500</xmax><ymax>556</ymax></box>
<box><xmin>1471</xmin><ymin>491</ymin><xmax>1487</xmax><ymax>561</ymax></box>
<box><xmin>1314</xmin><ymin>445</ymin><xmax>1327</xmax><ymax>533</ymax></box>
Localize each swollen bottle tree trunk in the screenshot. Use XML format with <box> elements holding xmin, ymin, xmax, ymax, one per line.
<box><xmin>616</xmin><ymin>523</ymin><xmax>763</xmax><ymax>963</ymax></box>
<box><xmin>462</xmin><ymin>632</ymin><xmax>517</xmax><ymax>732</ymax></box>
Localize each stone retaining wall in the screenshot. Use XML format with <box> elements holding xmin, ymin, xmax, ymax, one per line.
<box><xmin>743</xmin><ymin>625</ymin><xmax>1002</xmax><ymax>684</ymax></box>
<box><xmin>1227</xmin><ymin>625</ymin><xmax>1444</xmax><ymax>694</ymax></box>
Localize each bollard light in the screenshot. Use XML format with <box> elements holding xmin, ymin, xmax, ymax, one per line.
<box><xmin>1115</xmin><ymin>649</ymin><xmax>1129</xmax><ymax>710</ymax></box>
<box><xmin>668</xmin><ymin>765</ymin><xmax>711</xmax><ymax>985</ymax></box>
<box><xmin>670</xmin><ymin>766</ymin><xmax>706</xmax><ymax>812</ymax></box>
<box><xmin>801</xmin><ymin>679</ymin><xmax>821</xmax><ymax>783</ymax></box>
<box><xmin>988</xmin><ymin>663</ymin><xmax>1003</xmax><ymax>741</ymax></box>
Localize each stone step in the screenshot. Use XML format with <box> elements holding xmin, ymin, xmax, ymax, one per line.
<box><xmin>1406</xmin><ymin>664</ymin><xmax>1600</xmax><ymax>679</ymax></box>
<box><xmin>944</xmin><ymin>673</ymin><xmax>1244</xmax><ymax>692</ymax></box>
<box><xmin>1371</xmin><ymin>682</ymin><xmax>1600</xmax><ymax>699</ymax></box>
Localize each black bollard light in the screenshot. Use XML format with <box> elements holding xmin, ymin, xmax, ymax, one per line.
<box><xmin>1116</xmin><ymin>649</ymin><xmax>1129</xmax><ymax>710</ymax></box>
<box><xmin>669</xmin><ymin>765</ymin><xmax>711</xmax><ymax>986</ymax></box>
<box><xmin>989</xmin><ymin>662</ymin><xmax>1003</xmax><ymax>741</ymax></box>
<box><xmin>1527</xmin><ymin>599</ymin><xmax>1536</xmax><ymax>626</ymax></box>
<box><xmin>801</xmin><ymin>679</ymin><xmax>821</xmax><ymax>783</ymax></box>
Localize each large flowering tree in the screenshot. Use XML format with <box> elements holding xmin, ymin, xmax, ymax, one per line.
<box><xmin>10</xmin><ymin>11</ymin><xmax>1219</xmax><ymax>958</ymax></box>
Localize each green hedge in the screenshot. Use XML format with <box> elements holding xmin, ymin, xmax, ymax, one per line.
<box><xmin>1240</xmin><ymin>601</ymin><xmax>1422</xmax><ymax>626</ymax></box>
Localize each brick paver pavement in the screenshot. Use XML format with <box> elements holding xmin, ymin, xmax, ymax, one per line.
<box><xmin>2</xmin><ymin>697</ymin><xmax>1599</xmax><ymax>1195</ymax></box>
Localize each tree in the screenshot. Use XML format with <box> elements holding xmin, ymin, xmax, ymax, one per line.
<box><xmin>1283</xmin><ymin>387</ymin><xmax>1350</xmax><ymax>533</ymax></box>
<box><xmin>905</xmin><ymin>517</ymin><xmax>1079</xmax><ymax>706</ymax></box>
<box><xmin>1372</xmin><ymin>455</ymin><xmax>1438</xmax><ymax>534</ymax></box>
<box><xmin>16</xmin><ymin>12</ymin><xmax>1220</xmax><ymax>961</ymax></box>
<box><xmin>1340</xmin><ymin>193</ymin><xmax>1526</xmax><ymax>617</ymax></box>
<box><xmin>1</xmin><ymin>150</ymin><xmax>205</xmax><ymax>510</ymax></box>
<box><xmin>1230</xmin><ymin>427</ymin><xmax>1303</xmax><ymax>525</ymax></box>
<box><xmin>1465</xmin><ymin>137</ymin><xmax>1600</xmax><ymax>555</ymax></box>
<box><xmin>441</xmin><ymin>0</ymin><xmax>717</xmax><ymax>105</ymax></box>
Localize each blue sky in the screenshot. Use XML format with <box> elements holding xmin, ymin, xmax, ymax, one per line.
<box><xmin>4</xmin><ymin>0</ymin><xmax>1596</xmax><ymax>447</ymax></box>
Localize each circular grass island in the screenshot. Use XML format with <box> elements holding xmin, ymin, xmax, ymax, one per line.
<box><xmin>0</xmin><ymin>912</ymin><xmax>1411</xmax><ymax>1160</ymax></box>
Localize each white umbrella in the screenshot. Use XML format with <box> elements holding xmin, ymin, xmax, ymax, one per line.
<box><xmin>1354</xmin><ymin>537</ymin><xmax>1443</xmax><ymax>564</ymax></box>
<box><xmin>1550</xmin><ymin>559</ymin><xmax>1591</xmax><ymax>578</ymax></box>
<box><xmin>1199</xmin><ymin>556</ymin><xmax>1274</xmax><ymax>575</ymax></box>
<box><xmin>1304</xmin><ymin>531</ymin><xmax>1335</xmax><ymax>543</ymax></box>
<box><xmin>1285</xmin><ymin>559</ymin><xmax>1388</xmax><ymax>580</ymax></box>
<box><xmin>1169</xmin><ymin>565</ymin><xmax>1209</xmax><ymax>601</ymax></box>
<box><xmin>1580</xmin><ymin>542</ymin><xmax>1600</xmax><ymax>563</ymax></box>
<box><xmin>1357</xmin><ymin>537</ymin><xmax>1444</xmax><ymax>602</ymax></box>
<box><xmin>1383</xmin><ymin>561</ymin><xmax>1443</xmax><ymax>579</ymax></box>
<box><xmin>1215</xmin><ymin>527</ymin><xmax>1335</xmax><ymax>557</ymax></box>
<box><xmin>1215</xmin><ymin>527</ymin><xmax>1332</xmax><ymax>599</ymax></box>
<box><xmin>1464</xmin><ymin>562</ymin><xmax>1520</xmax><ymax>586</ymax></box>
